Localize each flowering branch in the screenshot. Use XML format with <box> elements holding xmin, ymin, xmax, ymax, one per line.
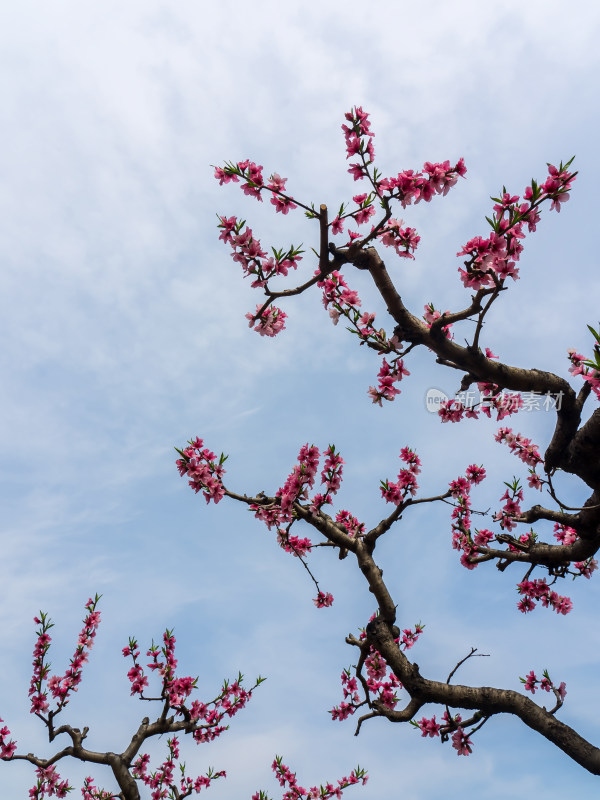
<box><xmin>3</xmin><ymin>598</ymin><xmax>265</xmax><ymax>799</ymax></box>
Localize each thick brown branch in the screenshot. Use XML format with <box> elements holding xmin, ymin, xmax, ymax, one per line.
<box><xmin>563</xmin><ymin>410</ymin><xmax>600</xmax><ymax>488</ymax></box>
<box><xmin>340</xmin><ymin>245</ymin><xmax>600</xmax><ymax>538</ymax></box>
<box><xmin>365</xmin><ymin>616</ymin><xmax>600</xmax><ymax>774</ymax></box>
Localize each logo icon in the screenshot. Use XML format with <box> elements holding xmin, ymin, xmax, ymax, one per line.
<box><xmin>425</xmin><ymin>387</ymin><xmax>449</xmax><ymax>413</ymax></box>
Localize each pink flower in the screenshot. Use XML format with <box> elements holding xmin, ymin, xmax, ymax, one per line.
<box><xmin>368</xmin><ymin>358</ymin><xmax>410</xmax><ymax>405</ymax></box>
<box><xmin>214</xmin><ymin>167</ymin><xmax>238</xmax><ymax>186</ymax></box>
<box><xmin>517</xmin><ymin>596</ymin><xmax>535</xmax><ymax>613</ymax></box>
<box><xmin>417</xmin><ymin>715</ymin><xmax>441</xmax><ymax>738</ymax></box>
<box><xmin>451</xmin><ymin>727</ymin><xmax>473</xmax><ymax>756</ymax></box>
<box><xmin>524</xmin><ymin>670</ymin><xmax>538</xmax><ymax>693</ymax></box>
<box><xmin>267</xmin><ymin>172</ymin><xmax>287</xmax><ymax>192</ymax></box>
<box><xmin>551</xmin><ymin>595</ymin><xmax>573</xmax><ymax>615</ymax></box>
<box><xmin>574</xmin><ymin>558</ymin><xmax>598</xmax><ymax>579</ymax></box>
<box><xmin>330</xmin><ymin>702</ymin><xmax>356</xmax><ymax>721</ymax></box>
<box><xmin>245</xmin><ymin>304</ymin><xmax>287</xmax><ymax>337</ymax></box>
<box><xmin>270</xmin><ymin>193</ymin><xmax>298</xmax><ymax>215</ymax></box>
<box><xmin>331</xmin><ymin>216</ymin><xmax>344</xmax><ymax>235</ymax></box>
<box><xmin>557</xmin><ymin>681</ymin><xmax>567</xmax><ymax>701</ymax></box>
<box><xmin>379</xmin><ymin>219</ymin><xmax>421</xmax><ymax>258</ymax></box>
<box><xmin>347</xmin><ymin>163</ymin><xmax>366</xmax><ymax>181</ymax></box>
<box><xmin>465</xmin><ymin>464</ymin><xmax>486</xmax><ymax>484</ymax></box>
<box><xmin>278</xmin><ymin>532</ymin><xmax>312</xmax><ymax>557</ymax></box>
<box><xmin>314</xmin><ymin>591</ymin><xmax>334</xmax><ymax>608</ymax></box>
<box><xmin>553</xmin><ymin>522</ymin><xmax>577</xmax><ymax>545</ymax></box>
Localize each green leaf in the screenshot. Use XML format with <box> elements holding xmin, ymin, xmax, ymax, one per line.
<box><xmin>586</xmin><ymin>323</ymin><xmax>600</xmax><ymax>344</ymax></box>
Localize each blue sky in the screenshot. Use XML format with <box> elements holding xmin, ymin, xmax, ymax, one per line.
<box><xmin>2</xmin><ymin>1</ymin><xmax>600</xmax><ymax>797</ymax></box>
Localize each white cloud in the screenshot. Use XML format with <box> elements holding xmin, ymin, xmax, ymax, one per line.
<box><xmin>1</xmin><ymin>1</ymin><xmax>599</xmax><ymax>797</ymax></box>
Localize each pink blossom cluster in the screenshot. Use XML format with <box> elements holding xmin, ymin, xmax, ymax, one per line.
<box><xmin>465</xmin><ymin>464</ymin><xmax>487</xmax><ymax>485</ymax></box>
<box><xmin>368</xmin><ymin>357</ymin><xmax>410</xmax><ymax>406</ymax></box>
<box><xmin>311</xmin><ymin>445</ymin><xmax>345</xmax><ymax>511</ymax></box>
<box><xmin>214</xmin><ymin>161</ymin><xmax>298</xmax><ymax>215</ymax></box>
<box><xmin>331</xmin><ymin>669</ymin><xmax>360</xmax><ymax>722</ymax></box>
<box><xmin>437</xmin><ymin>398</ymin><xmax>478</xmax><ymax>423</ymax></box>
<box><xmin>133</xmin><ymin>736</ymin><xmax>225</xmax><ymax>799</ymax></box>
<box><xmin>414</xmin><ymin>710</ymin><xmax>473</xmax><ymax>755</ymax></box>
<box><xmin>493</xmin><ymin>482</ymin><xmax>524</xmax><ymax>532</ymax></box>
<box><xmin>276</xmin><ymin>530</ymin><xmax>313</xmax><ymax>558</ymax></box>
<box><xmin>438</xmin><ymin>385</ymin><xmax>523</xmax><ymax>423</ymax></box>
<box><xmin>447</xmin><ymin>463</ymin><xmax>558</xmax><ymax>616</ymax></box>
<box><xmin>507</xmin><ymin>530</ymin><xmax>537</xmax><ymax>554</ymax></box>
<box><xmin>252</xmin><ymin>444</ymin><xmax>350</xmax><ymax>608</ymax></box>
<box><xmin>378</xmin><ymin>159</ymin><xmax>467</xmax><ymax>204</ymax></box>
<box><xmin>81</xmin><ymin>777</ymin><xmax>113</xmax><ymax>799</ymax></box>
<box><xmin>574</xmin><ymin>557</ymin><xmax>598</xmax><ymax>579</ymax></box>
<box><xmin>423</xmin><ymin>302</ymin><xmax>453</xmax><ymax>339</ymax></box>
<box><xmin>451</xmin><ymin>726</ymin><xmax>473</xmax><ymax>756</ymax></box>
<box><xmin>314</xmin><ymin>591</ymin><xmax>334</xmax><ymax>609</ymax></box>
<box><xmin>416</xmin><ymin>714</ymin><xmax>441</xmax><ymax>738</ymax></box>
<box><xmin>9</xmin><ymin>600</ymin><xmax>264</xmax><ymax>798</ymax></box>
<box><xmin>354</xmin><ymin>310</ymin><xmax>381</xmax><ymax>341</ymax></box>
<box><xmin>553</xmin><ymin>522</ymin><xmax>578</xmax><ymax>545</ymax></box>
<box><xmin>252</xmin><ymin>756</ymin><xmax>368</xmax><ymax>800</ymax></box>
<box><xmin>316</xmin><ymin>270</ymin><xmax>406</xmax><ymax>401</ymax></box>
<box><xmin>122</xmin><ymin>639</ymin><xmax>147</xmax><ymax>695</ymax></box>
<box><xmin>484</xmin><ymin>388</ymin><xmax>524</xmax><ymax>420</ymax></box>
<box><xmin>213</xmin><ymin>108</ymin><xmax>466</xmax><ymax>348</ymax></box>
<box><xmin>217</xmin><ymin>216</ymin><xmax>302</xmax><ymax>288</ymax></box>
<box><xmin>277</xmin><ymin>443</ymin><xmax>320</xmax><ymax>519</ymax></box>
<box><xmin>331</xmin><ymin>618</ymin><xmax>423</xmax><ymax>721</ymax></box>
<box><xmin>380</xmin><ymin>446</ymin><xmax>422</xmax><ymax>503</ymax></box>
<box><xmin>28</xmin><ymin>622</ymin><xmax>52</xmax><ymax>715</ymax></box>
<box><xmin>342</xmin><ymin>106</ymin><xmax>467</xmax><ymax>208</ymax></box>
<box><xmin>400</xmin><ymin>623</ymin><xmax>425</xmax><ymax>650</ymax></box>
<box><xmin>447</xmin><ymin>466</ymin><xmax>489</xmax><ymax>570</ymax></box>
<box><xmin>334</xmin><ymin>509</ymin><xmax>365</xmax><ymax>538</ymax></box>
<box><xmin>332</xmin><ymin>108</ymin><xmax>466</xmax><ymax>255</ymax></box>
<box><xmin>0</xmin><ymin>717</ymin><xmax>16</xmax><ymax>760</ymax></box>
<box><xmin>123</xmin><ymin>631</ymin><xmax>253</xmax><ymax>741</ymax></box>
<box><xmin>216</xmin><ymin>215</ymin><xmax>298</xmax><ymax>337</ymax></box>
<box><xmin>521</xmin><ymin>669</ymin><xmax>567</xmax><ymax>702</ymax></box>
<box><xmin>494</xmin><ymin>427</ymin><xmax>543</xmax><ymax>468</ymax></box>
<box><xmin>526</xmin><ymin>469</ymin><xmax>544</xmax><ymax>491</ymax></box>
<box><xmin>377</xmin><ymin>160</ymin><xmax>467</xmax><ymax>204</ymax></box>
<box><xmin>378</xmin><ymin>218</ymin><xmax>421</xmax><ymax>259</ymax></box>
<box><xmin>176</xmin><ymin>437</ymin><xmax>227</xmax><ymax>504</ymax></box>
<box><xmin>318</xmin><ymin>275</ymin><xmax>396</xmax><ymax>355</ymax></box>
<box><xmin>341</xmin><ymin>106</ymin><xmax>376</xmax><ymax>180</ymax></box>
<box><xmin>473</xmin><ymin>528</ymin><xmax>496</xmax><ymax>549</ymax></box>
<box><xmin>245</xmin><ymin>303</ymin><xmax>288</xmax><ymax>337</ymax></box>
<box><xmin>317</xmin><ymin>270</ymin><xmax>362</xmax><ymax>325</ymax></box>
<box><xmin>517</xmin><ymin>579</ymin><xmax>573</xmax><ymax>615</ymax></box>
<box><xmin>146</xmin><ymin>630</ymin><xmax>197</xmax><ymax>708</ymax></box>
<box><xmin>363</xmin><ymin>648</ymin><xmax>402</xmax><ymax>710</ymax></box>
<box><xmin>28</xmin><ymin>765</ymin><xmax>71</xmax><ymax>799</ymax></box>
<box><xmin>330</xmin><ymin>198</ymin><xmax>437</xmax><ymax>255</ymax></box>
<box><xmin>450</xmin><ymin>471</ymin><xmax>578</xmax><ymax>613</ymax></box>
<box><xmin>567</xmin><ymin>347</ymin><xmax>600</xmax><ymax>401</ymax></box>
<box><xmin>218</xmin><ymin>216</ymin><xmax>264</xmax><ymax>281</ymax></box>
<box><xmin>250</xmin><ymin>443</ymin><xmax>348</xmax><ymax>569</ymax></box>
<box><xmin>29</xmin><ymin>596</ymin><xmax>101</xmax><ymax>717</ymax></box>
<box><xmin>457</xmin><ymin>159</ymin><xmax>576</xmax><ymax>290</ymax></box>
<box><xmin>349</xmin><ymin>192</ymin><xmax>376</xmax><ymax>227</ymax></box>
<box><xmin>449</xmin><ymin>486</ymin><xmax>474</xmax><ymax>568</ymax></box>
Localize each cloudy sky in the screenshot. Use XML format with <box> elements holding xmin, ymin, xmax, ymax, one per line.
<box><xmin>2</xmin><ymin>1</ymin><xmax>600</xmax><ymax>797</ymax></box>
